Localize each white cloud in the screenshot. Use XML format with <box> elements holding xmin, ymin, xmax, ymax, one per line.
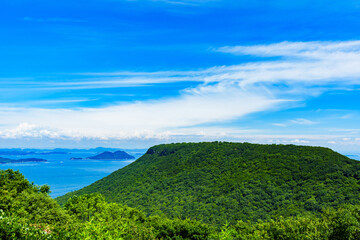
<box><xmin>216</xmin><ymin>41</ymin><xmax>360</xmax><ymax>58</ymax></box>
<box><xmin>215</xmin><ymin>41</ymin><xmax>360</xmax><ymax>87</ymax></box>
<box><xmin>1</xmin><ymin>122</ymin><xmax>360</xmax><ymax>154</ymax></box>
<box><xmin>15</xmin><ymin>40</ymin><xmax>358</xmax><ymax>100</ymax></box>
<box><xmin>289</xmin><ymin>139</ymin><xmax>310</xmax><ymax>144</ymax></box>
<box><xmin>328</xmin><ymin>128</ymin><xmax>360</xmax><ymax>134</ymax></box>
<box><xmin>12</xmin><ymin>40</ymin><xmax>360</xmax><ymax>92</ymax></box>
<box><xmin>0</xmin><ymin>123</ymin><xmax>61</xmax><ymax>139</ymax></box>
<box><xmin>272</xmin><ymin>118</ymin><xmax>317</xmax><ymax>127</ymax></box>
<box><xmin>1</xmin><ymin>40</ymin><xmax>360</xmax><ymax>148</ymax></box>
<box><xmin>0</xmin><ymin>83</ymin><xmax>281</xmax><ymax>140</ymax></box>
<box><xmin>290</xmin><ymin>118</ymin><xmax>318</xmax><ymax>125</ymax></box>
<box><xmin>272</xmin><ymin>123</ymin><xmax>287</xmax><ymax>127</ymax></box>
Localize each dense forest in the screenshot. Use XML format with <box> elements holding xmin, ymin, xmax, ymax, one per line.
<box><xmin>2</xmin><ymin>168</ymin><xmax>360</xmax><ymax>239</ymax></box>
<box><xmin>58</xmin><ymin>142</ymin><xmax>360</xmax><ymax>227</ymax></box>
<box><xmin>0</xmin><ymin>169</ymin><xmax>214</xmax><ymax>239</ymax></box>
<box><xmin>3</xmin><ymin>142</ymin><xmax>360</xmax><ymax>239</ymax></box>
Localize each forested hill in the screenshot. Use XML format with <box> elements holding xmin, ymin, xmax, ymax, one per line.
<box><xmin>56</xmin><ymin>142</ymin><xmax>360</xmax><ymax>226</ymax></box>
<box><xmin>88</xmin><ymin>150</ymin><xmax>135</xmax><ymax>160</ymax></box>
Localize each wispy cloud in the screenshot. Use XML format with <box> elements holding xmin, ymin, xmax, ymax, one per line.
<box><xmin>215</xmin><ymin>41</ymin><xmax>360</xmax><ymax>87</ymax></box>
<box><xmin>14</xmin><ymin>40</ymin><xmax>360</xmax><ymax>92</ymax></box>
<box><xmin>216</xmin><ymin>41</ymin><xmax>360</xmax><ymax>58</ymax></box>
<box><xmin>290</xmin><ymin>118</ymin><xmax>318</xmax><ymax>125</ymax></box>
<box><xmin>1</xmin><ymin>40</ymin><xmax>360</xmax><ymax>147</ymax></box>
<box><xmin>0</xmin><ymin>83</ymin><xmax>282</xmax><ymax>139</ymax></box>
<box><xmin>273</xmin><ymin>118</ymin><xmax>318</xmax><ymax>127</ymax></box>
<box><xmin>272</xmin><ymin>123</ymin><xmax>287</xmax><ymax>127</ymax></box>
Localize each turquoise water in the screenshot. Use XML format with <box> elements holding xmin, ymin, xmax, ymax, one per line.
<box><xmin>0</xmin><ymin>151</ymin><xmax>144</xmax><ymax>198</ymax></box>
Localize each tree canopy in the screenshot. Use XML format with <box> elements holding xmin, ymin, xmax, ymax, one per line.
<box><xmin>57</xmin><ymin>142</ymin><xmax>360</xmax><ymax>226</ymax></box>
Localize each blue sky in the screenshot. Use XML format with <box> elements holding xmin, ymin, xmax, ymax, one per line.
<box><xmin>1</xmin><ymin>0</ymin><xmax>360</xmax><ymax>153</ymax></box>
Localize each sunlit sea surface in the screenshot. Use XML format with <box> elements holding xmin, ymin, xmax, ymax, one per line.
<box><xmin>0</xmin><ymin>151</ymin><xmax>144</xmax><ymax>198</ymax></box>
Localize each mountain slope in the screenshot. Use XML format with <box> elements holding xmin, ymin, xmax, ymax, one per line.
<box><xmin>57</xmin><ymin>142</ymin><xmax>360</xmax><ymax>226</ymax></box>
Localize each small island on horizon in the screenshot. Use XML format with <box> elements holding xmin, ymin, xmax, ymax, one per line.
<box><xmin>0</xmin><ymin>150</ymin><xmax>68</xmax><ymax>156</ymax></box>
<box><xmin>0</xmin><ymin>157</ymin><xmax>47</xmax><ymax>164</ymax></box>
<box><xmin>70</xmin><ymin>150</ymin><xmax>135</xmax><ymax>160</ymax></box>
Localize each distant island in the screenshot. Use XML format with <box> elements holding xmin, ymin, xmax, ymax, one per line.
<box><xmin>71</xmin><ymin>151</ymin><xmax>135</xmax><ymax>160</ymax></box>
<box><xmin>0</xmin><ymin>150</ymin><xmax>36</xmax><ymax>155</ymax></box>
<box><xmin>37</xmin><ymin>151</ymin><xmax>68</xmax><ymax>155</ymax></box>
<box><xmin>0</xmin><ymin>150</ymin><xmax>68</xmax><ymax>156</ymax></box>
<box><xmin>0</xmin><ymin>157</ymin><xmax>47</xmax><ymax>164</ymax></box>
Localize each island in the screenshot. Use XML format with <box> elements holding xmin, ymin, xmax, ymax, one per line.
<box><xmin>0</xmin><ymin>157</ymin><xmax>47</xmax><ymax>164</ymax></box>
<box><xmin>70</xmin><ymin>150</ymin><xmax>135</xmax><ymax>160</ymax></box>
<box><xmin>37</xmin><ymin>151</ymin><xmax>68</xmax><ymax>155</ymax></box>
<box><xmin>0</xmin><ymin>149</ymin><xmax>68</xmax><ymax>156</ymax></box>
<box><xmin>0</xmin><ymin>150</ymin><xmax>36</xmax><ymax>155</ymax></box>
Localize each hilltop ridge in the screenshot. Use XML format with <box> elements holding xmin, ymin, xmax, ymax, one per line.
<box><xmin>57</xmin><ymin>142</ymin><xmax>360</xmax><ymax>226</ymax></box>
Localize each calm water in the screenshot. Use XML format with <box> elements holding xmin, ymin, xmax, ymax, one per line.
<box><xmin>0</xmin><ymin>151</ymin><xmax>144</xmax><ymax>198</ymax></box>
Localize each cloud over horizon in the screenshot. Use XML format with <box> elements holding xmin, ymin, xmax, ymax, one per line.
<box><xmin>1</xmin><ymin>41</ymin><xmax>360</xmax><ymax>150</ymax></box>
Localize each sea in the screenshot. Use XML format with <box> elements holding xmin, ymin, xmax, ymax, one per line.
<box><xmin>0</xmin><ymin>149</ymin><xmax>146</xmax><ymax>198</ymax></box>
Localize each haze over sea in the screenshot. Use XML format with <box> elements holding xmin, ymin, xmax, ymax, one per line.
<box><xmin>0</xmin><ymin>150</ymin><xmax>145</xmax><ymax>197</ymax></box>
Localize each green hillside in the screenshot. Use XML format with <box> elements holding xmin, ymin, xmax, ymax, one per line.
<box><xmin>0</xmin><ymin>169</ymin><xmax>214</xmax><ymax>239</ymax></box>
<box><xmin>4</xmin><ymin>169</ymin><xmax>360</xmax><ymax>239</ymax></box>
<box><xmin>57</xmin><ymin>142</ymin><xmax>360</xmax><ymax>227</ymax></box>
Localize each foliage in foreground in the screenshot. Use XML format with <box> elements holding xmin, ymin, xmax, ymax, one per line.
<box><xmin>0</xmin><ymin>169</ymin><xmax>213</xmax><ymax>239</ymax></box>
<box><xmin>2</xmin><ymin>169</ymin><xmax>360</xmax><ymax>239</ymax></box>
<box><xmin>3</xmin><ymin>139</ymin><xmax>360</xmax><ymax>239</ymax></box>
